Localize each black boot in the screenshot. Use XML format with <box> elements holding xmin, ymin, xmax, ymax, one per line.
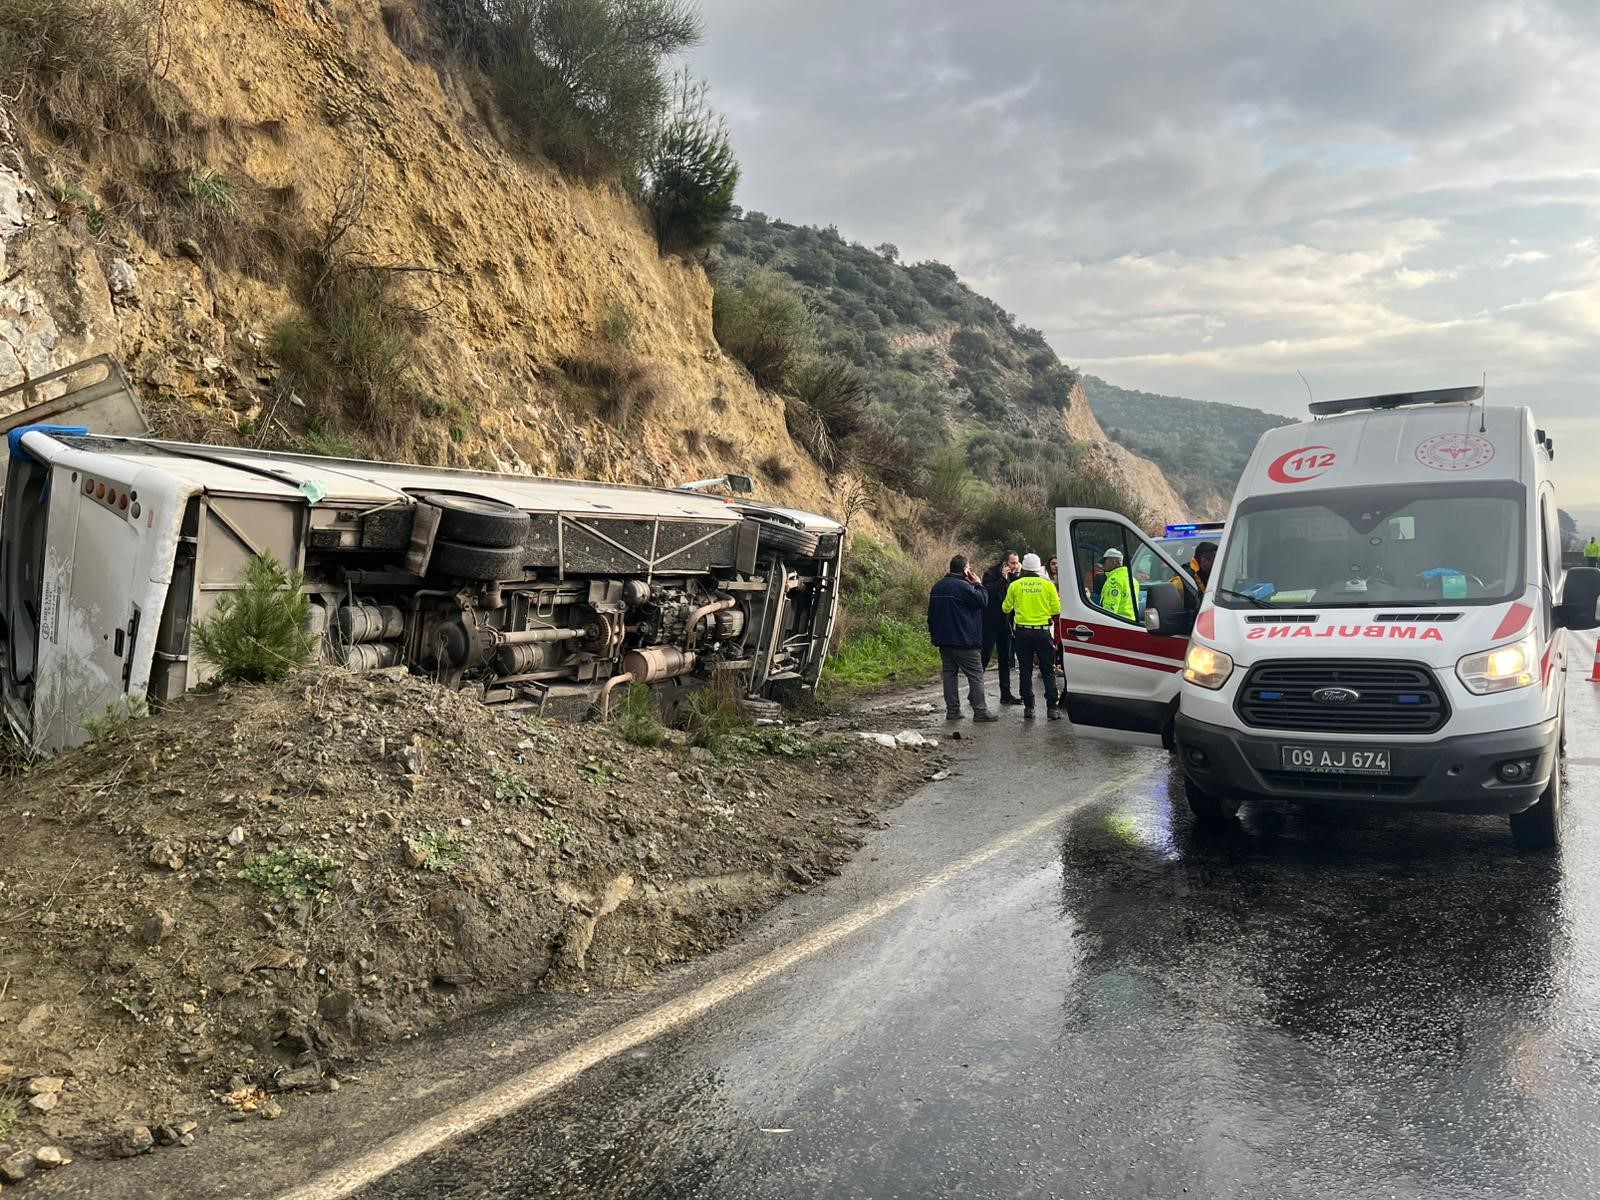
<box><xmin>1047</xmin><ymin>707</ymin><xmax>1063</xmax><ymax>721</ymax></box>
<box><xmin>1023</xmin><ymin>707</ymin><xmax>1036</xmax><ymax>719</ymax></box>
<box><xmin>1000</xmin><ymin>695</ymin><xmax>1023</xmax><ymax>706</ymax></box>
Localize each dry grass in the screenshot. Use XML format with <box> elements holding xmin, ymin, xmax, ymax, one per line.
<box><xmin>560</xmin><ymin>347</ymin><xmax>672</xmax><ymax>427</ymax></box>
<box><xmin>0</xmin><ymin>0</ymin><xmax>172</xmax><ymax>150</ymax></box>
<box><xmin>271</xmin><ymin>169</ymin><xmax>434</xmax><ymax>457</ymax></box>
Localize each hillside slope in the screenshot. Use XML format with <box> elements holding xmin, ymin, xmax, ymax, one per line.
<box><xmin>716</xmin><ymin>216</ymin><xmax>1195</xmax><ymax>523</ymax></box>
<box><xmin>1083</xmin><ymin>376</ymin><xmax>1293</xmax><ymax>512</ymax></box>
<box><xmin>0</xmin><ymin>0</ymin><xmax>866</xmax><ymax>519</ymax></box>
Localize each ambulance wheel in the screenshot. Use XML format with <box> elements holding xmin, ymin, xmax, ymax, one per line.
<box><xmin>1509</xmin><ymin>761</ymin><xmax>1562</xmax><ymax>850</ymax></box>
<box><xmin>419</xmin><ymin>493</ymin><xmax>530</xmax><ymax>548</ymax></box>
<box><xmin>1185</xmin><ymin>775</ymin><xmax>1241</xmax><ymax>824</ymax></box>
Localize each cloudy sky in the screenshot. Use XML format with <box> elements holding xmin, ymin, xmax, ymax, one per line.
<box><xmin>691</xmin><ymin>0</ymin><xmax>1600</xmax><ymax>505</ymax></box>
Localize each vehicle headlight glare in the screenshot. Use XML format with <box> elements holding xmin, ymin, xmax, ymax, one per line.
<box><xmin>1456</xmin><ymin>632</ymin><xmax>1538</xmax><ymax>695</ymax></box>
<box><xmin>1184</xmin><ymin>643</ymin><xmax>1234</xmax><ymax>690</ymax></box>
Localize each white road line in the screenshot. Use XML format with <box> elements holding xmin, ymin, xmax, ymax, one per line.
<box><xmin>279</xmin><ymin>763</ymin><xmax>1152</xmax><ymax>1200</ymax></box>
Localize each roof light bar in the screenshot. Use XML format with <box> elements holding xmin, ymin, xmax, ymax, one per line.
<box><xmin>1309</xmin><ymin>385</ymin><xmax>1484</xmax><ymax>417</ymax></box>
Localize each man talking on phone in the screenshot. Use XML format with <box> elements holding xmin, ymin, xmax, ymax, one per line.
<box><xmin>928</xmin><ymin>555</ymin><xmax>999</xmax><ymax>722</ymax></box>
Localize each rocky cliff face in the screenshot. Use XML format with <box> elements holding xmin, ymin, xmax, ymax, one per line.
<box><xmin>1060</xmin><ymin>379</ymin><xmax>1201</xmax><ymax>525</ymax></box>
<box><xmin>2</xmin><ymin>0</ymin><xmax>861</xmax><ymax>516</ymax></box>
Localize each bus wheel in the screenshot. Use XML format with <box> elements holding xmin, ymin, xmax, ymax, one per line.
<box><xmin>1185</xmin><ymin>775</ymin><xmax>1241</xmax><ymax>824</ymax></box>
<box><xmin>1509</xmin><ymin>762</ymin><xmax>1562</xmax><ymax>850</ymax></box>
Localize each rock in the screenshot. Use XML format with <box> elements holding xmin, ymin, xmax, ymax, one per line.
<box><xmin>32</xmin><ymin>1146</ymin><xmax>70</xmax><ymax>1169</ymax></box>
<box><xmin>109</xmin><ymin>1125</ymin><xmax>155</xmax><ymax>1158</ymax></box>
<box><xmin>26</xmin><ymin>1093</ymin><xmax>56</xmax><ymax>1114</ymax></box>
<box><xmin>107</xmin><ymin>258</ymin><xmax>137</xmax><ymax>300</ymax></box>
<box><xmin>176</xmin><ymin>238</ymin><xmax>203</xmax><ymax>261</ymax></box>
<box><xmin>0</xmin><ymin>1151</ymin><xmax>35</xmax><ymax>1183</ymax></box>
<box><xmin>457</xmin><ymin>817</ymin><xmax>472</xmax><ymax>829</ymax></box>
<box><xmin>317</xmin><ymin>990</ymin><xmax>354</xmax><ymax>1023</ymax></box>
<box><xmin>15</xmin><ymin>1005</ymin><xmax>49</xmax><ymax>1037</ymax></box>
<box><xmin>142</xmin><ymin>910</ymin><xmax>176</xmax><ymax>946</ymax></box>
<box><xmin>147</xmin><ymin>843</ymin><xmax>184</xmax><ymax>871</ymax></box>
<box><xmin>226</xmin><ymin>826</ymin><xmax>245</xmax><ymax>847</ymax></box>
<box><xmin>25</xmin><ymin>1077</ymin><xmax>63</xmax><ymax>1096</ymax></box>
<box><xmin>288</xmin><ymin>392</ymin><xmax>306</xmax><ymax>409</ymax></box>
<box><xmin>259</xmin><ymin>1098</ymin><xmax>283</xmax><ymax>1120</ymax></box>
<box><xmin>0</xmin><ymin>1064</ymin><xmax>10</xmax><ymax>1081</ymax></box>
<box><xmin>402</xmin><ymin>838</ymin><xmax>430</xmax><ymax>869</ymax></box>
<box><xmin>276</xmin><ymin>1065</ymin><xmax>323</xmax><ymax>1092</ymax></box>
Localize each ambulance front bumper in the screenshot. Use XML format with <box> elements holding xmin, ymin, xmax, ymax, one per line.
<box><xmin>1174</xmin><ymin>714</ymin><xmax>1559</xmax><ymax>815</ymax></box>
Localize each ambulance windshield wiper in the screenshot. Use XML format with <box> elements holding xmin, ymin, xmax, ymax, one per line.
<box><xmin>1216</xmin><ymin>587</ymin><xmax>1278</xmax><ymax>610</ymax></box>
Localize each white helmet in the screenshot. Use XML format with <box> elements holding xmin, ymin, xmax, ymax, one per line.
<box><xmin>1103</xmin><ymin>547</ymin><xmax>1124</xmax><ymax>562</ymax></box>
<box><xmin>1020</xmin><ymin>552</ymin><xmax>1044</xmax><ymax>572</ymax></box>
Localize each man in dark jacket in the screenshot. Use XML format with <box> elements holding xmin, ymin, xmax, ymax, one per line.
<box><xmin>928</xmin><ymin>555</ymin><xmax>998</xmax><ymax>722</ymax></box>
<box><xmin>981</xmin><ymin>552</ymin><xmax>1022</xmax><ymax>705</ymax></box>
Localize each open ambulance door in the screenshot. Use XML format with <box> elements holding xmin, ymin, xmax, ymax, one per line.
<box><xmin>1055</xmin><ymin>507</ymin><xmax>1195</xmax><ymax>747</ymax></box>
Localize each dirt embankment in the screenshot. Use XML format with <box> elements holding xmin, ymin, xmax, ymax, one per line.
<box><xmin>0</xmin><ymin>672</ymin><xmax>939</xmax><ymax>1182</ymax></box>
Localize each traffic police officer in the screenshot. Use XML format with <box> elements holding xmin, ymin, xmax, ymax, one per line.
<box><xmin>1002</xmin><ymin>553</ymin><xmax>1063</xmax><ymax>720</ymax></box>
<box><xmin>1099</xmin><ymin>547</ymin><xmax>1137</xmax><ymax>621</ymax></box>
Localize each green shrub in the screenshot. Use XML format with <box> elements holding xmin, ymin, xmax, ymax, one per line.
<box><xmin>411</xmin><ymin>829</ymin><xmax>465</xmax><ymax>872</ymax></box>
<box><xmin>922</xmin><ymin>445</ymin><xmax>982</xmax><ymax>522</ymax></box>
<box><xmin>713</xmin><ymin>271</ymin><xmax>814</xmax><ymax>388</ymax></box>
<box><xmin>647</xmin><ymin>72</ymin><xmax>739</xmax><ymax>252</ymax></box>
<box><xmin>441</xmin><ymin>0</ymin><xmax>701</xmax><ymax>177</ymax></box>
<box><xmin>790</xmin><ymin>358</ymin><xmax>867</xmax><ymax>443</ymax></box>
<box><xmin>191</xmin><ymin>553</ymin><xmax>315</xmax><ymax>684</ymax></box>
<box><xmin>685</xmin><ymin>677</ymin><xmax>746</xmax><ymax>755</ymax></box>
<box><xmin>238</xmin><ymin>849</ymin><xmax>342</xmax><ymax>900</ymax></box>
<box><xmin>0</xmin><ymin>0</ymin><xmax>166</xmax><ymax>146</ymax></box>
<box><xmin>188</xmin><ymin>167</ymin><xmax>238</xmax><ymax>215</ymax></box>
<box><xmin>613</xmin><ymin>682</ymin><xmax>666</xmax><ymax>747</ymax></box>
<box><xmin>272</xmin><ymin>267</ymin><xmax>422</xmax><ymax>454</ymax></box>
<box><xmin>948</xmin><ymin>327</ymin><xmax>993</xmax><ymax>370</ymax></box>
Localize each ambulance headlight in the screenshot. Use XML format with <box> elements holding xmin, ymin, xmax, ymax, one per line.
<box><xmin>1456</xmin><ymin>632</ymin><xmax>1538</xmax><ymax>695</ymax></box>
<box><xmin>1183</xmin><ymin>643</ymin><xmax>1234</xmax><ymax>690</ymax></box>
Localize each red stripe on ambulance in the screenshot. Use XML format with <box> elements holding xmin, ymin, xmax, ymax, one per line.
<box><xmin>1491</xmin><ymin>602</ymin><xmax>1533</xmax><ymax>642</ymax></box>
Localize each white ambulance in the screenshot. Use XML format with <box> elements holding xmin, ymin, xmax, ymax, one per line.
<box><xmin>1056</xmin><ymin>386</ymin><xmax>1600</xmax><ymax>848</ymax></box>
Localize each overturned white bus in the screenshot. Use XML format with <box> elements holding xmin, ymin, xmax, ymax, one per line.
<box><xmin>0</xmin><ymin>358</ymin><xmax>844</xmax><ymax>751</ymax></box>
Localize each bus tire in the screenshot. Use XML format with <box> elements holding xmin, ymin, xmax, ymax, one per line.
<box><xmin>749</xmin><ymin>518</ymin><xmax>819</xmax><ymax>559</ymax></box>
<box><xmin>419</xmin><ymin>493</ymin><xmax>530</xmax><ymax>548</ymax></box>
<box><xmin>429</xmin><ymin>538</ymin><xmax>528</xmax><ymax>581</ymax></box>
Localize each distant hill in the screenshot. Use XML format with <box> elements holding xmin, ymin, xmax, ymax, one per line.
<box><xmin>715</xmin><ymin>214</ymin><xmax>1198</xmax><ymax>520</ymax></box>
<box><xmin>1083</xmin><ymin>377</ymin><xmax>1294</xmax><ymax>509</ymax></box>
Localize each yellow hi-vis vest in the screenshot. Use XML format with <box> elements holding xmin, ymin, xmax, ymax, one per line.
<box><xmin>1100</xmin><ymin>565</ymin><xmax>1136</xmax><ymax>620</ymax></box>
<box><xmin>1003</xmin><ymin>574</ymin><xmax>1061</xmax><ymax>627</ymax></box>
<box><xmin>1589</xmin><ymin>539</ymin><xmax>1600</xmax><ymax>558</ymax></box>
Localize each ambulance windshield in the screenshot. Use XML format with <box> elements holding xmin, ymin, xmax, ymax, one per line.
<box><xmin>1215</xmin><ymin>482</ymin><xmax>1525</xmax><ymax>609</ymax></box>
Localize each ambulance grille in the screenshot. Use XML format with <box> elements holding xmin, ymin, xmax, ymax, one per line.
<box><xmin>1235</xmin><ymin>660</ymin><xmax>1449</xmax><ymax>734</ymax></box>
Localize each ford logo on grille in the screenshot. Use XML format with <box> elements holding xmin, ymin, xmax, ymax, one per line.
<box><xmin>1312</xmin><ymin>687</ymin><xmax>1361</xmax><ymax>705</ymax></box>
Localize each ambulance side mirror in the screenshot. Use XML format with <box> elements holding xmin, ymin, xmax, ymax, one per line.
<box><xmin>1556</xmin><ymin>567</ymin><xmax>1600</xmax><ymax>631</ymax></box>
<box><xmin>1142</xmin><ymin>581</ymin><xmax>1195</xmax><ymax>638</ymax></box>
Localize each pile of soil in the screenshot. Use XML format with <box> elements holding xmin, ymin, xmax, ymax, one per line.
<box><xmin>0</xmin><ymin>671</ymin><xmax>939</xmax><ymax>1170</ymax></box>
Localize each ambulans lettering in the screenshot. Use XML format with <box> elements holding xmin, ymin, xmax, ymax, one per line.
<box><xmin>1245</xmin><ymin>624</ymin><xmax>1445</xmax><ymax>642</ymax></box>
<box><xmin>1267</xmin><ymin>446</ymin><xmax>1337</xmax><ymax>485</ymax></box>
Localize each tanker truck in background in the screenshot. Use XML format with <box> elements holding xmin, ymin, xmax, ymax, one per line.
<box><xmin>0</xmin><ymin>358</ymin><xmax>845</xmax><ymax>753</ymax></box>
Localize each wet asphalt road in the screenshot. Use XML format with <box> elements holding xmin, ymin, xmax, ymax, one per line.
<box><xmin>339</xmin><ymin>672</ymin><xmax>1600</xmax><ymax>1200</ymax></box>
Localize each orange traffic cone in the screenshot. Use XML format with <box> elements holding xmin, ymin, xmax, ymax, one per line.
<box><xmin>1590</xmin><ymin>635</ymin><xmax>1600</xmax><ymax>683</ymax></box>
